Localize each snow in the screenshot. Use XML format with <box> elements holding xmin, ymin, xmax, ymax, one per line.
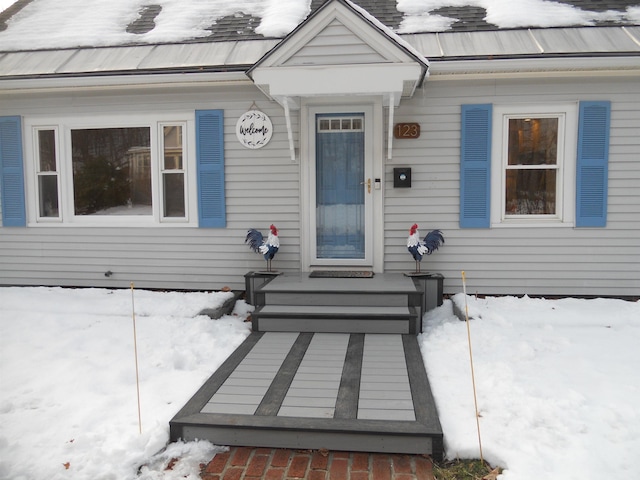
<box><xmin>0</xmin><ymin>0</ymin><xmax>638</xmax><ymax>51</ymax></box>
<box><xmin>396</xmin><ymin>0</ymin><xmax>636</xmax><ymax>33</ymax></box>
<box><xmin>0</xmin><ymin>0</ymin><xmax>312</xmax><ymax>51</ymax></box>
<box><xmin>0</xmin><ymin>286</ymin><xmax>253</xmax><ymax>480</ymax></box>
<box><xmin>422</xmin><ymin>294</ymin><xmax>640</xmax><ymax>480</ymax></box>
<box><xmin>1</xmin><ymin>286</ymin><xmax>639</xmax><ymax>479</ymax></box>
<box><xmin>0</xmin><ymin>0</ymin><xmax>15</xmax><ymax>14</ymax></box>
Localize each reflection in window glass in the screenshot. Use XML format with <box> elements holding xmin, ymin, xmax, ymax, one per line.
<box><xmin>163</xmin><ymin>125</ymin><xmax>183</xmax><ymax>170</ymax></box>
<box><xmin>163</xmin><ymin>173</ymin><xmax>185</xmax><ymax>217</ymax></box>
<box><xmin>37</xmin><ymin>129</ymin><xmax>59</xmax><ymax>218</ymax></box>
<box><xmin>71</xmin><ymin>127</ymin><xmax>151</xmax><ymax>216</ymax></box>
<box><xmin>506</xmin><ymin>169</ymin><xmax>556</xmax><ymax>215</ymax></box>
<box><xmin>508</xmin><ymin>118</ymin><xmax>558</xmax><ymax>166</ymax></box>
<box><xmin>505</xmin><ymin>117</ymin><xmax>559</xmax><ymax>216</ymax></box>
<box><xmin>317</xmin><ymin>116</ymin><xmax>364</xmax><ymax>132</ymax></box>
<box><xmin>38</xmin><ymin>130</ymin><xmax>56</xmax><ymax>171</ymax></box>
<box><xmin>38</xmin><ymin>176</ymin><xmax>59</xmax><ymax>218</ymax></box>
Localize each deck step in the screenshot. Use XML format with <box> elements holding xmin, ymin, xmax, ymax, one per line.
<box><xmin>253</xmin><ymin>305</ymin><xmax>420</xmax><ymax>334</ymax></box>
<box><xmin>257</xmin><ymin>305</ymin><xmax>412</xmax><ymax>317</ymax></box>
<box><xmin>261</xmin><ymin>291</ymin><xmax>410</xmax><ymax>307</ymax></box>
<box><xmin>249</xmin><ymin>272</ymin><xmax>424</xmax><ymax>335</ymax></box>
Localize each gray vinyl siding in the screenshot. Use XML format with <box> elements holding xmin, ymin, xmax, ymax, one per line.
<box><xmin>0</xmin><ymin>84</ymin><xmax>302</xmax><ymax>290</ymax></box>
<box><xmin>1</xmin><ymin>75</ymin><xmax>638</xmax><ymax>296</ymax></box>
<box><xmin>384</xmin><ymin>75</ymin><xmax>640</xmax><ymax>297</ymax></box>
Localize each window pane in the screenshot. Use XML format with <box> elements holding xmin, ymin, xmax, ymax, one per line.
<box><xmin>38</xmin><ymin>130</ymin><xmax>56</xmax><ymax>172</ymax></box>
<box><xmin>163</xmin><ymin>173</ymin><xmax>185</xmax><ymax>217</ymax></box>
<box><xmin>38</xmin><ymin>175</ymin><xmax>59</xmax><ymax>217</ymax></box>
<box><xmin>505</xmin><ymin>169</ymin><xmax>556</xmax><ymax>215</ymax></box>
<box><xmin>163</xmin><ymin>125</ymin><xmax>183</xmax><ymax>170</ymax></box>
<box><xmin>71</xmin><ymin>127</ymin><xmax>151</xmax><ymax>216</ymax></box>
<box><xmin>508</xmin><ymin>118</ymin><xmax>558</xmax><ymax>166</ymax></box>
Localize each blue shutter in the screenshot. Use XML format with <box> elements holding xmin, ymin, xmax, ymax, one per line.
<box><xmin>196</xmin><ymin>110</ymin><xmax>226</xmax><ymax>228</ymax></box>
<box><xmin>0</xmin><ymin>116</ymin><xmax>26</xmax><ymax>227</ymax></box>
<box><xmin>460</xmin><ymin>104</ymin><xmax>492</xmax><ymax>228</ymax></box>
<box><xmin>576</xmin><ymin>101</ymin><xmax>610</xmax><ymax>227</ymax></box>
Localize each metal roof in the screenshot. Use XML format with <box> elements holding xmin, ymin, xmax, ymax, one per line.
<box><xmin>0</xmin><ymin>0</ymin><xmax>639</xmax><ymax>85</ymax></box>
<box><xmin>407</xmin><ymin>26</ymin><xmax>640</xmax><ymax>60</ymax></box>
<box><xmin>0</xmin><ymin>26</ymin><xmax>637</xmax><ymax>82</ymax></box>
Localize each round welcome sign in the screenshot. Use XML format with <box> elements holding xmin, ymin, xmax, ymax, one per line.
<box><xmin>236</xmin><ymin>110</ymin><xmax>273</xmax><ymax>149</ymax></box>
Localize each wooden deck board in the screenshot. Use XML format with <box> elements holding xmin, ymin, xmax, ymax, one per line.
<box><xmin>171</xmin><ymin>331</ymin><xmax>443</xmax><ymax>458</ymax></box>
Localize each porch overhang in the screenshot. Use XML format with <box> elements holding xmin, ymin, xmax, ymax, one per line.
<box><xmin>244</xmin><ymin>0</ymin><xmax>429</xmax><ymax>161</ymax></box>
<box><xmin>250</xmin><ymin>62</ymin><xmax>424</xmax><ymax>109</ymax></box>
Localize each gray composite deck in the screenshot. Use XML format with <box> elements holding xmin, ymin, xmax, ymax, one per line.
<box><xmin>170</xmin><ymin>273</ymin><xmax>444</xmax><ymax>459</ymax></box>
<box><xmin>170</xmin><ymin>331</ymin><xmax>443</xmax><ymax>458</ymax></box>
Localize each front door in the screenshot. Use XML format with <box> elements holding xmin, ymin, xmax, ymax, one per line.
<box><xmin>316</xmin><ymin>113</ymin><xmax>366</xmax><ymax>260</ymax></box>
<box><xmin>304</xmin><ymin>103</ymin><xmax>380</xmax><ymax>270</ymax></box>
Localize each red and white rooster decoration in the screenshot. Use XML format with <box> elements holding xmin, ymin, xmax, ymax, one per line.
<box><xmin>407</xmin><ymin>224</ymin><xmax>444</xmax><ymax>274</ymax></box>
<box><xmin>245</xmin><ymin>224</ymin><xmax>280</xmax><ymax>272</ymax></box>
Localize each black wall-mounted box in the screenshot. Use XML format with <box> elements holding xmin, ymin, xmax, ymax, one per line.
<box><xmin>393</xmin><ymin>168</ymin><xmax>412</xmax><ymax>188</ymax></box>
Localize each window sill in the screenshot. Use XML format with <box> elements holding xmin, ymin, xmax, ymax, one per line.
<box><xmin>28</xmin><ymin>218</ymin><xmax>195</xmax><ymax>228</ymax></box>
<box><xmin>491</xmin><ymin>219</ymin><xmax>575</xmax><ymax>228</ymax></box>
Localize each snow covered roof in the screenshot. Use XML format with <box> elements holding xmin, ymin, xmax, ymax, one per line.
<box><xmin>0</xmin><ymin>0</ymin><xmax>638</xmax><ymax>83</ymax></box>
<box><xmin>1</xmin><ymin>0</ymin><xmax>638</xmax><ymax>50</ymax></box>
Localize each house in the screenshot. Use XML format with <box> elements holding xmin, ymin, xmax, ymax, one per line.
<box><xmin>0</xmin><ymin>0</ymin><xmax>638</xmax><ymax>297</ymax></box>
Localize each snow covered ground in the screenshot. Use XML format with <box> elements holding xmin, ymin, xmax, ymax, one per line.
<box><xmin>1</xmin><ymin>286</ymin><xmax>638</xmax><ymax>479</ymax></box>
<box><xmin>0</xmin><ymin>287</ymin><xmax>252</xmax><ymax>480</ymax></box>
<box><xmin>423</xmin><ymin>294</ymin><xmax>640</xmax><ymax>480</ymax></box>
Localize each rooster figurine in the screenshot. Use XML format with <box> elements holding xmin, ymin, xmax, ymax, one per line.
<box><xmin>407</xmin><ymin>224</ymin><xmax>444</xmax><ymax>274</ymax></box>
<box><xmin>245</xmin><ymin>224</ymin><xmax>280</xmax><ymax>272</ymax></box>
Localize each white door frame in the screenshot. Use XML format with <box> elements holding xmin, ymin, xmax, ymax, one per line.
<box><xmin>300</xmin><ymin>96</ymin><xmax>384</xmax><ymax>272</ymax></box>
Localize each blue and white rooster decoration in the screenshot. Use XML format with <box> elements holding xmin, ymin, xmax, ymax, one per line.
<box><xmin>407</xmin><ymin>224</ymin><xmax>444</xmax><ymax>274</ymax></box>
<box><xmin>245</xmin><ymin>224</ymin><xmax>280</xmax><ymax>272</ymax></box>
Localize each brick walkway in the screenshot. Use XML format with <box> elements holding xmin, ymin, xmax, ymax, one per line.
<box><xmin>200</xmin><ymin>446</ymin><xmax>434</xmax><ymax>480</ymax></box>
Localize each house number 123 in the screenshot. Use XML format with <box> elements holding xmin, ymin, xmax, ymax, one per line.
<box><xmin>394</xmin><ymin>123</ymin><xmax>420</xmax><ymax>139</ymax></box>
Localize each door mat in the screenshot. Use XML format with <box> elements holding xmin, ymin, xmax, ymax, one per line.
<box><xmin>309</xmin><ymin>271</ymin><xmax>374</xmax><ymax>278</ymax></box>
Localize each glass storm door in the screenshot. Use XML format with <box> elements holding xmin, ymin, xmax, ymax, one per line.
<box><xmin>315</xmin><ymin>113</ymin><xmax>366</xmax><ymax>259</ymax></box>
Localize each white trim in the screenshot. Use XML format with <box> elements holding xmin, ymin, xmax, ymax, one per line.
<box><xmin>252</xmin><ymin>63</ymin><xmax>422</xmax><ymax>101</ymax></box>
<box><xmin>0</xmin><ymin>72</ymin><xmax>251</xmax><ymax>94</ymax></box>
<box><xmin>283</xmin><ymin>98</ymin><xmax>296</xmax><ymax>161</ymax></box>
<box><xmin>301</xmin><ymin>97</ymin><xmax>384</xmax><ymax>272</ymax></box>
<box><xmin>387</xmin><ymin>92</ymin><xmax>394</xmax><ymax>160</ymax></box>
<box><xmin>24</xmin><ymin>112</ymin><xmax>198</xmax><ymax>227</ymax></box>
<box><xmin>491</xmin><ymin>103</ymin><xmax>577</xmax><ymax>228</ymax></box>
<box><xmin>427</xmin><ymin>56</ymin><xmax>640</xmax><ymax>80</ymax></box>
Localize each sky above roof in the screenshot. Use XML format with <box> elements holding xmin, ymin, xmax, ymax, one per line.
<box><xmin>0</xmin><ymin>0</ymin><xmax>639</xmax><ymax>52</ymax></box>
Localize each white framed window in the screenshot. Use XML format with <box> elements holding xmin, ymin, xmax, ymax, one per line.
<box><xmin>25</xmin><ymin>114</ymin><xmax>195</xmax><ymax>226</ymax></box>
<box><xmin>160</xmin><ymin>123</ymin><xmax>186</xmax><ymax>219</ymax></box>
<box><xmin>34</xmin><ymin>127</ymin><xmax>61</xmax><ymax>221</ymax></box>
<box><xmin>491</xmin><ymin>104</ymin><xmax>577</xmax><ymax>226</ymax></box>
